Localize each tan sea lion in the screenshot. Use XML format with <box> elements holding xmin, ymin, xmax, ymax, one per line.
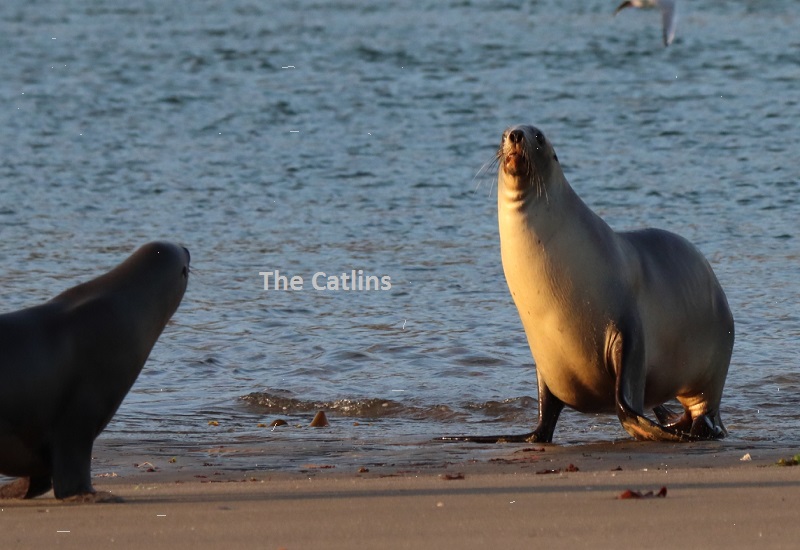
<box><xmin>0</xmin><ymin>241</ymin><xmax>189</xmax><ymax>500</ymax></box>
<box><xmin>449</xmin><ymin>125</ymin><xmax>733</xmax><ymax>443</ymax></box>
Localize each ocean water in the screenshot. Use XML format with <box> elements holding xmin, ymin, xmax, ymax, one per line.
<box><xmin>1</xmin><ymin>0</ymin><xmax>799</xmax><ymax>465</ymax></box>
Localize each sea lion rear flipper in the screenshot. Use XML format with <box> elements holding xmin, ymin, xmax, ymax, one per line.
<box><xmin>653</xmin><ymin>404</ymin><xmax>693</xmax><ymax>431</ymax></box>
<box><xmin>0</xmin><ymin>478</ymin><xmax>31</xmax><ymax>499</ymax></box>
<box><xmin>24</xmin><ymin>475</ymin><xmax>53</xmax><ymax>499</ymax></box>
<box><xmin>609</xmin><ymin>323</ymin><xmax>688</xmax><ymax>442</ymax></box>
<box><xmin>0</xmin><ymin>475</ymin><xmax>52</xmax><ymax>499</ymax></box>
<box><xmin>689</xmin><ymin>412</ymin><xmax>726</xmax><ymax>440</ymax></box>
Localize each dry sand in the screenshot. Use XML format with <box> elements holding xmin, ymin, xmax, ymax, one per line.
<box><xmin>2</xmin><ymin>438</ymin><xmax>800</xmax><ymax>549</ymax></box>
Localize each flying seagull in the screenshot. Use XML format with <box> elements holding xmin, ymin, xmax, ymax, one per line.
<box><xmin>614</xmin><ymin>0</ymin><xmax>678</xmax><ymax>47</ymax></box>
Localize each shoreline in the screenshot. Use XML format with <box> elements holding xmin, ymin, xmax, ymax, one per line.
<box><xmin>4</xmin><ymin>438</ymin><xmax>800</xmax><ymax>549</ymax></box>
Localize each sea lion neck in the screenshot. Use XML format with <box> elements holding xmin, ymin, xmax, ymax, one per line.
<box><xmin>497</xmin><ymin>167</ymin><xmax>568</xmax><ymax>210</ymax></box>
<box><xmin>498</xmin><ymin>170</ymin><xmax>573</xmax><ymax>249</ymax></box>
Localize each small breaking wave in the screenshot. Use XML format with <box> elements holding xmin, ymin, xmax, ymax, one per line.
<box><xmin>240</xmin><ymin>390</ymin><xmax>539</xmax><ymax>424</ymax></box>
<box><xmin>241</xmin><ymin>390</ymin><xmax>464</xmax><ymax>421</ymax></box>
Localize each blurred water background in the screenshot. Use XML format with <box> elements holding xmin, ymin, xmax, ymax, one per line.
<box><xmin>1</xmin><ymin>0</ymin><xmax>798</xmax><ymax>465</ymax></box>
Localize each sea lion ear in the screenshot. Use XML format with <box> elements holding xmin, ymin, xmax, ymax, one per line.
<box><xmin>553</xmin><ymin>153</ymin><xmax>559</xmax><ymax>162</ymax></box>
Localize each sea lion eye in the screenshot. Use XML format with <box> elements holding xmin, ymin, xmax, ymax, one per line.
<box><xmin>535</xmin><ymin>132</ymin><xmax>545</xmax><ymax>146</ymax></box>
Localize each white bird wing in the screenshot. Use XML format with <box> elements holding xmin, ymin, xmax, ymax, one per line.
<box><xmin>660</xmin><ymin>0</ymin><xmax>678</xmax><ymax>46</ymax></box>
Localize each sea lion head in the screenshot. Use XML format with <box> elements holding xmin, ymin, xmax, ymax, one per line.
<box><xmin>136</xmin><ymin>241</ymin><xmax>190</xmax><ymax>311</ymax></box>
<box><xmin>105</xmin><ymin>241</ymin><xmax>190</xmax><ymax>329</ymax></box>
<box><xmin>497</xmin><ymin>125</ymin><xmax>561</xmax><ymax>199</ymax></box>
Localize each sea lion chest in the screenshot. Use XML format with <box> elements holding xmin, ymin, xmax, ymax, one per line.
<box><xmin>499</xmin><ymin>196</ymin><xmax>626</xmax><ymax>412</ymax></box>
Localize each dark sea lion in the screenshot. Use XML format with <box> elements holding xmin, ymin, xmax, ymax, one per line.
<box><xmin>0</xmin><ymin>241</ymin><xmax>189</xmax><ymax>501</ymax></box>
<box><xmin>448</xmin><ymin>125</ymin><xmax>733</xmax><ymax>443</ymax></box>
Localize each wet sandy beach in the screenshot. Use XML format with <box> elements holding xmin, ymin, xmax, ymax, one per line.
<box><xmin>3</xmin><ymin>437</ymin><xmax>799</xmax><ymax>549</ymax></box>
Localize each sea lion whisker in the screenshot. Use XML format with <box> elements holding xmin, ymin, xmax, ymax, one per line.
<box><xmin>184</xmin><ymin>274</ymin><xmax>225</xmax><ymax>289</ymax></box>
<box><xmin>472</xmin><ymin>155</ymin><xmax>500</xmax><ymax>195</ymax></box>
<box><xmin>519</xmin><ymin>150</ymin><xmax>546</xmax><ymax>201</ymax></box>
<box><xmin>535</xmin><ymin>171</ymin><xmax>548</xmax><ymax>203</ymax></box>
<box><xmin>478</xmin><ymin>154</ymin><xmax>500</xmax><ymax>177</ymax></box>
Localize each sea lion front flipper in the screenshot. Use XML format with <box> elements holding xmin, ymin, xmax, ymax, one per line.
<box><xmin>609</xmin><ymin>322</ymin><xmax>688</xmax><ymax>442</ymax></box>
<box><xmin>527</xmin><ymin>371</ymin><xmax>565</xmax><ymax>443</ymax></box>
<box><xmin>61</xmin><ymin>491</ymin><xmax>124</xmax><ymax>504</ymax></box>
<box><xmin>436</xmin><ymin>370</ymin><xmax>565</xmax><ymax>444</ymax></box>
<box><xmin>51</xmin><ymin>430</ymin><xmax>97</xmax><ymax>500</ymax></box>
<box><xmin>436</xmin><ymin>432</ymin><xmax>539</xmax><ymax>444</ymax></box>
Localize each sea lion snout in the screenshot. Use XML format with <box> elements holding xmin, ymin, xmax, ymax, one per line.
<box><xmin>500</xmin><ymin>127</ymin><xmax>531</xmax><ymax>178</ymax></box>
<box><xmin>507</xmin><ymin>128</ymin><xmax>524</xmax><ymax>145</ymax></box>
<box><xmin>501</xmin><ymin>126</ymin><xmax>529</xmax><ymax>152</ymax></box>
<box><xmin>143</xmin><ymin>241</ymin><xmax>190</xmax><ymax>277</ymax></box>
<box><xmin>181</xmin><ymin>246</ymin><xmax>191</xmax><ymax>278</ymax></box>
